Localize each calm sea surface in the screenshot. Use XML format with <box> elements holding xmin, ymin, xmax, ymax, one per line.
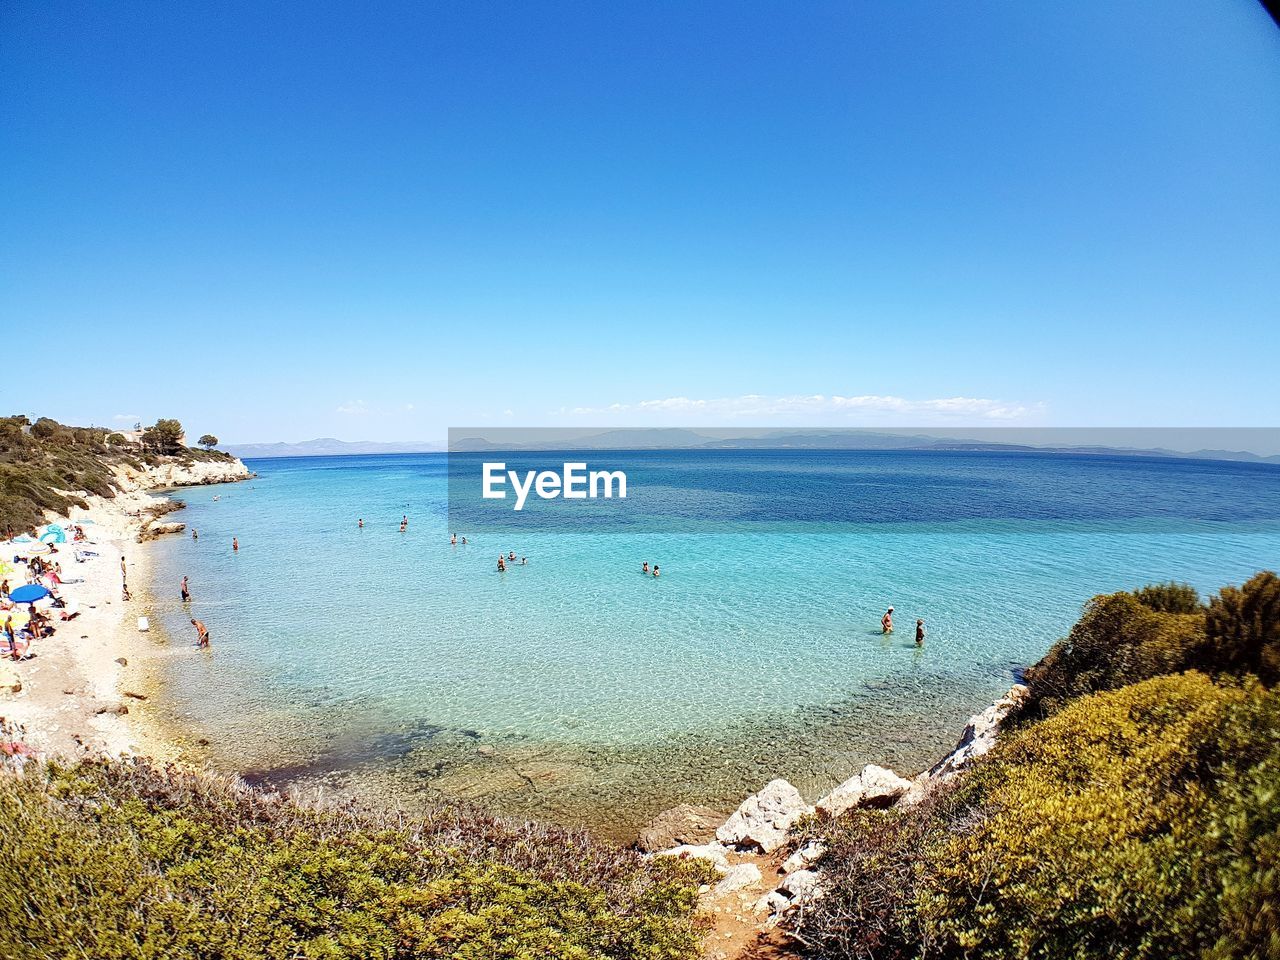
<box><xmin>144</xmin><ymin>450</ymin><xmax>1280</xmax><ymax>838</ymax></box>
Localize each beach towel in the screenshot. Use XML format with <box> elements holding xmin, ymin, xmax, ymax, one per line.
<box><xmin>39</xmin><ymin>524</ymin><xmax>67</xmax><ymax>544</ymax></box>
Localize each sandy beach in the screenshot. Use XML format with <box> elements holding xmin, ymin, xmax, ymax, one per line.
<box><xmin>1</xmin><ymin>460</ymin><xmax>249</xmax><ymax>762</ymax></box>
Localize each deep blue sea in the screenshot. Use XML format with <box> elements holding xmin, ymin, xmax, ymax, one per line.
<box><xmin>144</xmin><ymin>450</ymin><xmax>1280</xmax><ymax>836</ymax></box>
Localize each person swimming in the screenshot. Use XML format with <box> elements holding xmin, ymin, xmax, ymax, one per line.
<box><xmin>642</xmin><ymin>561</ymin><xmax>649</xmax><ymax>574</ymax></box>
<box><xmin>191</xmin><ymin>528</ymin><xmax>198</xmax><ymax>540</ymax></box>
<box><xmin>915</xmin><ymin>619</ymin><xmax>925</xmax><ymax>644</ymax></box>
<box><xmin>882</xmin><ymin>606</ymin><xmax>894</xmax><ymax>633</ymax></box>
<box><xmin>520</xmin><ymin>556</ymin><xmax>527</xmax><ymax>565</ymax></box>
<box><xmin>497</xmin><ymin>556</ymin><xmax>506</xmax><ymax>572</ymax></box>
<box><xmin>451</xmin><ymin>533</ymin><xmax>457</xmax><ymax>545</ymax></box>
<box><xmin>652</xmin><ymin>564</ymin><xmax>660</xmax><ymax>577</ymax></box>
<box><xmin>232</xmin><ymin>537</ymin><xmax>239</xmax><ymax>552</ymax></box>
<box><xmin>508</xmin><ymin>551</ymin><xmax>516</xmax><ymax>561</ymax></box>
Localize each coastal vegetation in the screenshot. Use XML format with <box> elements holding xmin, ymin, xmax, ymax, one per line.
<box><xmin>798</xmin><ymin>574</ymin><xmax>1280</xmax><ymax>960</ymax></box>
<box><xmin>0</xmin><ymin>759</ymin><xmax>712</xmax><ymax>960</ymax></box>
<box><xmin>0</xmin><ymin>414</ymin><xmax>234</xmax><ymax>534</ymax></box>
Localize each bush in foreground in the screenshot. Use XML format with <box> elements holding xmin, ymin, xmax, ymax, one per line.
<box><xmin>1017</xmin><ymin>573</ymin><xmax>1279</xmax><ymax>722</ymax></box>
<box><xmin>0</xmin><ymin>760</ymin><xmax>711</xmax><ymax>960</ymax></box>
<box><xmin>801</xmin><ymin>673</ymin><xmax>1280</xmax><ymax>960</ymax></box>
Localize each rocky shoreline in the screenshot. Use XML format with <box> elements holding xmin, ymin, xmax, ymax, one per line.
<box><xmin>648</xmin><ymin>683</ymin><xmax>1030</xmax><ymax>943</ymax></box>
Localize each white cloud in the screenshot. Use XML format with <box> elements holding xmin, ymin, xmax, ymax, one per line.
<box><xmin>557</xmin><ymin>393</ymin><xmax>1042</xmax><ymax>423</ymax></box>
<box><xmin>112</xmin><ymin>413</ymin><xmax>140</xmax><ymax>422</ymax></box>
<box><xmin>336</xmin><ymin>400</ymin><xmax>370</xmax><ymax>415</ymax></box>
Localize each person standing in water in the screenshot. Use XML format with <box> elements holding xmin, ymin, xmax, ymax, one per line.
<box><xmin>915</xmin><ymin>619</ymin><xmax>925</xmax><ymax>645</ymax></box>
<box><xmin>191</xmin><ymin>618</ymin><xmax>210</xmax><ymax>647</ymax></box>
<box><xmin>642</xmin><ymin>561</ymin><xmax>649</xmax><ymax>574</ymax></box>
<box><xmin>881</xmin><ymin>606</ymin><xmax>894</xmax><ymax>633</ymax></box>
<box><xmin>192</xmin><ymin>528</ymin><xmax>198</xmax><ymax>541</ymax></box>
<box><xmin>232</xmin><ymin>537</ymin><xmax>239</xmax><ymax>552</ymax></box>
<box><xmin>358</xmin><ymin>518</ymin><xmax>364</xmax><ymax>528</ymax></box>
<box><xmin>497</xmin><ymin>556</ymin><xmax>506</xmax><ymax>572</ymax></box>
<box><xmin>652</xmin><ymin>564</ymin><xmax>660</xmax><ymax>577</ymax></box>
<box><xmin>180</xmin><ymin>576</ymin><xmax>191</xmax><ymax>602</ymax></box>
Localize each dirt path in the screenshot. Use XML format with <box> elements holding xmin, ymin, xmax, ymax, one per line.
<box><xmin>697</xmin><ymin>849</ymin><xmax>803</xmax><ymax>960</ymax></box>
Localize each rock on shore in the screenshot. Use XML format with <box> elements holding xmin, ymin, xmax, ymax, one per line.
<box><xmin>657</xmin><ymin>683</ymin><xmax>1032</xmax><ymax>934</ymax></box>
<box><xmin>716</xmin><ymin>779</ymin><xmax>813</xmax><ymax>854</ymax></box>
<box><xmin>113</xmin><ymin>457</ymin><xmax>252</xmax><ymax>491</ymax></box>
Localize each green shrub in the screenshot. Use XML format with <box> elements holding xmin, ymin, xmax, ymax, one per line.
<box><xmin>917</xmin><ymin>674</ymin><xmax>1279</xmax><ymax>960</ymax></box>
<box><xmin>0</xmin><ymin>412</ymin><xmax>234</xmax><ymax>533</ymax></box>
<box><xmin>1017</xmin><ymin>591</ymin><xmax>1206</xmax><ymax>720</ymax></box>
<box><xmin>0</xmin><ymin>760</ymin><xmax>711</xmax><ymax>960</ymax></box>
<box><xmin>802</xmin><ymin>674</ymin><xmax>1280</xmax><ymax>960</ymax></box>
<box><xmin>1018</xmin><ymin>574</ymin><xmax>1278</xmax><ymax>723</ymax></box>
<box><xmin>1203</xmin><ymin>572</ymin><xmax>1280</xmax><ymax>686</ymax></box>
<box><xmin>1133</xmin><ymin>581</ymin><xmax>1203</xmax><ymax>614</ymax></box>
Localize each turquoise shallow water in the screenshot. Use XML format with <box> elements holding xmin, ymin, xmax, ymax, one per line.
<box><xmin>144</xmin><ymin>451</ymin><xmax>1280</xmax><ymax>836</ymax></box>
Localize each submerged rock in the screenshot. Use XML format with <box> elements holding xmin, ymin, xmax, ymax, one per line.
<box><xmin>815</xmin><ymin>763</ymin><xmax>913</xmax><ymax>818</ymax></box>
<box><xmin>638</xmin><ymin>803</ymin><xmax>723</xmax><ymax>852</ymax></box>
<box><xmin>716</xmin><ymin>778</ymin><xmax>813</xmax><ymax>853</ymax></box>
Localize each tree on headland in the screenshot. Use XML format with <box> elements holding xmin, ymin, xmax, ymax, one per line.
<box><xmin>141</xmin><ymin>418</ymin><xmax>184</xmax><ymax>454</ymax></box>
<box><xmin>29</xmin><ymin>417</ymin><xmax>62</xmax><ymax>440</ymax></box>
<box><xmin>198</xmin><ymin>434</ymin><xmax>219</xmax><ymax>450</ymax></box>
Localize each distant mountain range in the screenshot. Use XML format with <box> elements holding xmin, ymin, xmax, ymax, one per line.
<box><xmin>227</xmin><ymin>429</ymin><xmax>1280</xmax><ymax>465</ymax></box>
<box><xmin>225</xmin><ymin>438</ymin><xmax>444</xmax><ymax>458</ymax></box>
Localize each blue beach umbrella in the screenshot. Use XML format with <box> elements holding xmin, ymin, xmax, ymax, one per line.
<box><xmin>9</xmin><ymin>584</ymin><xmax>50</xmax><ymax>604</ymax></box>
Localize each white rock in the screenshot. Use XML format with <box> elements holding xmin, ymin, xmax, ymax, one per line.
<box><xmin>815</xmin><ymin>763</ymin><xmax>912</xmax><ymax>818</ymax></box>
<box><xmin>782</xmin><ymin>840</ymin><xmax>826</xmax><ymax>874</ymax></box>
<box><xmin>780</xmin><ymin>868</ymin><xmax>822</xmax><ymax>902</ymax></box>
<box><xmin>940</xmin><ymin>684</ymin><xmax>1028</xmax><ymax>773</ymax></box>
<box><xmin>755</xmin><ymin>890</ymin><xmax>791</xmax><ymax>914</ymax></box>
<box><xmin>714</xmin><ymin>862</ymin><xmax>762</xmax><ymax>894</ymax></box>
<box><xmin>716</xmin><ymin>778</ymin><xmax>813</xmax><ymax>853</ymax></box>
<box><xmin>656</xmin><ymin>842</ymin><xmax>731</xmax><ymax>871</ymax></box>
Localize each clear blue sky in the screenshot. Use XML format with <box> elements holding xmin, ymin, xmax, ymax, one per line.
<box><xmin>2</xmin><ymin>1</ymin><xmax>1277</xmax><ymax>443</ymax></box>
